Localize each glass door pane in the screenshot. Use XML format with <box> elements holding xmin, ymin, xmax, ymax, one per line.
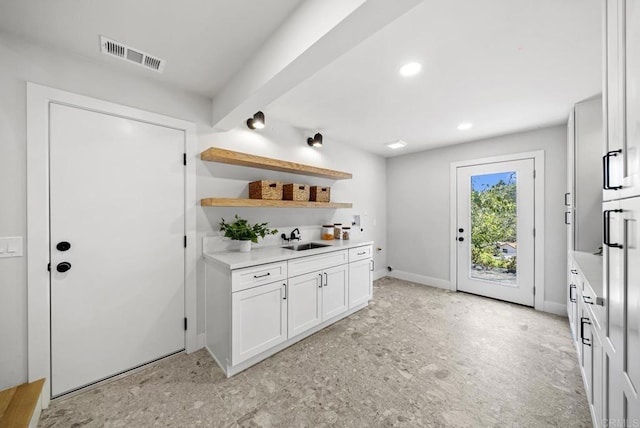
<box><xmin>469</xmin><ymin>171</ymin><xmax>517</xmax><ymax>286</ymax></box>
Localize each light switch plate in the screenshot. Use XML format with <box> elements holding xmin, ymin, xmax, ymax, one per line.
<box><xmin>0</xmin><ymin>236</ymin><xmax>23</xmax><ymax>258</ymax></box>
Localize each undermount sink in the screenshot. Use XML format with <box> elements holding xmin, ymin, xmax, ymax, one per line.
<box><xmin>282</xmin><ymin>242</ymin><xmax>331</xmax><ymax>251</ymax></box>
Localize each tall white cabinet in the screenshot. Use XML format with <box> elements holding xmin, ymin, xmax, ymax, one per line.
<box><xmin>566</xmin><ymin>95</ymin><xmax>604</xmax><ymax>253</ymax></box>
<box><xmin>601</xmin><ymin>0</ymin><xmax>640</xmax><ymax>424</ymax></box>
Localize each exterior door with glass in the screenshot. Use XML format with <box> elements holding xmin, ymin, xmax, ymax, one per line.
<box><xmin>455</xmin><ymin>159</ymin><xmax>535</xmax><ymax>306</ymax></box>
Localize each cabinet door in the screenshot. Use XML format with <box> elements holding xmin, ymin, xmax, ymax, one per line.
<box><xmin>604</xmin><ymin>197</ymin><xmax>640</xmax><ymax>421</ymax></box>
<box><xmin>622</xmin><ymin>0</ymin><xmax>640</xmax><ymax>198</ymax></box>
<box><xmin>349</xmin><ymin>259</ymin><xmax>372</xmax><ymax>309</ymax></box>
<box><xmin>322</xmin><ymin>264</ymin><xmax>349</xmax><ymax>320</ymax></box>
<box><xmin>580</xmin><ymin>307</ymin><xmax>593</xmax><ymax>401</ymax></box>
<box><xmin>620</xmin><ymin>197</ymin><xmax>640</xmax><ymax>421</ymax></box>
<box><xmin>604</xmin><ymin>0</ymin><xmax>624</xmax><ymax>201</ymax></box>
<box><xmin>288</xmin><ymin>271</ymin><xmax>322</xmax><ymax>338</ymax></box>
<box><xmin>232</xmin><ymin>281</ymin><xmax>287</xmax><ymax>365</ymax></box>
<box><xmin>592</xmin><ymin>325</ymin><xmax>605</xmax><ymax>428</ymax></box>
<box><xmin>567</xmin><ymin>109</ymin><xmax>576</xmax><ymax>250</ymax></box>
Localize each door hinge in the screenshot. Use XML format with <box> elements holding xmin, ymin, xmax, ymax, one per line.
<box><xmin>184</xmin><ymin>236</ymin><xmax>187</xmax><ymax>248</ymax></box>
<box><xmin>533</xmin><ymin>287</ymin><xmax>536</xmax><ymax>296</ymax></box>
<box><xmin>533</xmin><ymin>228</ymin><xmax>536</xmax><ymax>237</ymax></box>
<box><xmin>184</xmin><ymin>317</ymin><xmax>188</xmax><ymax>331</ymax></box>
<box><xmin>183</xmin><ymin>153</ymin><xmax>187</xmax><ymax>166</ymax></box>
<box><xmin>533</xmin><ymin>170</ymin><xmax>536</xmax><ymax>179</ymax></box>
<box><xmin>47</xmin><ymin>263</ymin><xmax>51</xmax><ymax>272</ymax></box>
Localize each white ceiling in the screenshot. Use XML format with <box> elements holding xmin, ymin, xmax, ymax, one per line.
<box><xmin>0</xmin><ymin>0</ymin><xmax>304</xmax><ymax>98</ymax></box>
<box><xmin>268</xmin><ymin>0</ymin><xmax>603</xmax><ymax>156</ymax></box>
<box><xmin>0</xmin><ymin>0</ymin><xmax>602</xmax><ymax>157</ymax></box>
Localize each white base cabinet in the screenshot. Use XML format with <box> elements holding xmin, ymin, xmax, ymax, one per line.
<box><xmin>232</xmin><ymin>281</ymin><xmax>287</xmax><ymax>365</ymax></box>
<box><xmin>287</xmin><ymin>263</ymin><xmax>349</xmax><ymax>339</ymax></box>
<box><xmin>349</xmin><ymin>258</ymin><xmax>373</xmax><ymax>308</ymax></box>
<box><xmin>206</xmin><ymin>243</ymin><xmax>374</xmax><ymax>377</ymax></box>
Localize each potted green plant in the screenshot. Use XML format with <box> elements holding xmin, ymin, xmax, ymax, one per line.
<box><xmin>219</xmin><ymin>215</ymin><xmax>278</xmax><ymax>252</ymax></box>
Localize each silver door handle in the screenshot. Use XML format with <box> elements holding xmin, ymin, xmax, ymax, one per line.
<box><xmin>318</xmin><ymin>273</ymin><xmax>323</xmax><ymax>288</ymax></box>
<box><xmin>370</xmin><ymin>259</ymin><xmax>374</xmax><ymax>272</ymax></box>
<box><xmin>324</xmin><ymin>272</ymin><xmax>328</xmax><ymax>287</ymax></box>
<box><xmin>282</xmin><ymin>283</ymin><xmax>287</xmax><ymax>300</ymax></box>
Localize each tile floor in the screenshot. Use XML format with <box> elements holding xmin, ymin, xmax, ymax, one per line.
<box><xmin>39</xmin><ymin>277</ymin><xmax>591</xmax><ymax>427</ymax></box>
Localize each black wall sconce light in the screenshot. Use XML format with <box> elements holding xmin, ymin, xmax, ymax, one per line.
<box><xmin>307</xmin><ymin>132</ymin><xmax>323</xmax><ymax>147</ymax></box>
<box><xmin>246</xmin><ymin>111</ymin><xmax>265</xmax><ymax>129</ymax></box>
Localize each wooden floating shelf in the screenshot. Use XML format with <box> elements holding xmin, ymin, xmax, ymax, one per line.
<box><xmin>201</xmin><ymin>198</ymin><xmax>352</xmax><ymax>209</ymax></box>
<box><xmin>201</xmin><ymin>147</ymin><xmax>352</xmax><ymax>180</ymax></box>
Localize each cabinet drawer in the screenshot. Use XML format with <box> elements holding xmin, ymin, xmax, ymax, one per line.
<box><xmin>349</xmin><ymin>245</ymin><xmax>372</xmax><ymax>262</ymax></box>
<box><xmin>583</xmin><ymin>281</ymin><xmax>605</xmax><ymax>332</ymax></box>
<box><xmin>232</xmin><ymin>261</ymin><xmax>287</xmax><ymax>292</ymax></box>
<box><xmin>288</xmin><ymin>250</ymin><xmax>348</xmax><ymax>277</ymax></box>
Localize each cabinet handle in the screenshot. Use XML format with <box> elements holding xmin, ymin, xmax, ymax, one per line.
<box><xmin>564</xmin><ymin>211</ymin><xmax>571</xmax><ymax>225</ymax></box>
<box><xmin>357</xmin><ymin>251</ymin><xmax>366</xmax><ymax>256</ymax></box>
<box><xmin>583</xmin><ymin>295</ymin><xmax>593</xmax><ymax>305</ymax></box>
<box><xmin>603</xmin><ymin>149</ymin><xmax>622</xmax><ymax>190</ymax></box>
<box><xmin>324</xmin><ymin>272</ymin><xmax>328</xmax><ymax>287</ymax></box>
<box><xmin>282</xmin><ymin>283</ymin><xmax>287</xmax><ymax>300</ymax></box>
<box><xmin>569</xmin><ymin>284</ymin><xmax>577</xmax><ymax>303</ymax></box>
<box><xmin>570</xmin><ymin>269</ymin><xmax>578</xmax><ymax>274</ymax></box>
<box><xmin>318</xmin><ymin>273</ymin><xmax>323</xmax><ymax>288</ymax></box>
<box><xmin>564</xmin><ymin>192</ymin><xmax>571</xmax><ymax>206</ymax></box>
<box><xmin>254</xmin><ymin>272</ymin><xmax>271</xmax><ymax>279</ymax></box>
<box><xmin>580</xmin><ymin>317</ymin><xmax>592</xmax><ymax>346</ymax></box>
<box><xmin>370</xmin><ymin>259</ymin><xmax>375</xmax><ymax>272</ymax></box>
<box><xmin>603</xmin><ymin>209</ymin><xmax>623</xmax><ymax>248</ymax></box>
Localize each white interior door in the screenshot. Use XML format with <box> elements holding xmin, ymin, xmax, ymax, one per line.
<box><xmin>455</xmin><ymin>159</ymin><xmax>535</xmax><ymax>306</ymax></box>
<box><xmin>50</xmin><ymin>103</ymin><xmax>185</xmax><ymax>397</ymax></box>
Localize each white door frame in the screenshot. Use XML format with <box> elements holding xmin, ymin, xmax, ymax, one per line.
<box><xmin>449</xmin><ymin>151</ymin><xmax>545</xmax><ymax>311</ymax></box>
<box><xmin>26</xmin><ymin>83</ymin><xmax>198</xmax><ymax>407</ymax></box>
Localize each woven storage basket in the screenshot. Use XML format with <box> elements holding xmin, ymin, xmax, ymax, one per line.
<box><xmin>310</xmin><ymin>186</ymin><xmax>330</xmax><ymax>202</ymax></box>
<box><xmin>283</xmin><ymin>183</ymin><xmax>310</xmax><ymax>201</ymax></box>
<box><xmin>249</xmin><ymin>180</ymin><xmax>283</xmax><ymax>200</ymax></box>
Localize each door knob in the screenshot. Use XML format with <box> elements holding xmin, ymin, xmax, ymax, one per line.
<box><xmin>458</xmin><ymin>237</ymin><xmax>464</xmax><ymax>242</ymax></box>
<box><xmin>458</xmin><ymin>228</ymin><xmax>464</xmax><ymax>233</ymax></box>
<box><xmin>56</xmin><ymin>241</ymin><xmax>71</xmax><ymax>251</ymax></box>
<box><xmin>56</xmin><ymin>262</ymin><xmax>72</xmax><ymax>273</ymax></box>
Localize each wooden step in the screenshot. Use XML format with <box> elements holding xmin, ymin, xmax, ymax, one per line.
<box><xmin>0</xmin><ymin>379</ymin><xmax>45</xmax><ymax>428</ymax></box>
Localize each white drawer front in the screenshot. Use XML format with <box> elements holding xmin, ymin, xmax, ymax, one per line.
<box><xmin>232</xmin><ymin>262</ymin><xmax>287</xmax><ymax>292</ymax></box>
<box><xmin>349</xmin><ymin>245</ymin><xmax>372</xmax><ymax>262</ymax></box>
<box><xmin>288</xmin><ymin>250</ymin><xmax>348</xmax><ymax>277</ymax></box>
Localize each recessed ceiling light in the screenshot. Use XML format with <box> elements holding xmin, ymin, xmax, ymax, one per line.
<box><xmin>399</xmin><ymin>62</ymin><xmax>421</xmax><ymax>77</ymax></box>
<box><xmin>385</xmin><ymin>140</ymin><xmax>407</xmax><ymax>150</ymax></box>
<box><xmin>457</xmin><ymin>122</ymin><xmax>473</xmax><ymax>130</ymax></box>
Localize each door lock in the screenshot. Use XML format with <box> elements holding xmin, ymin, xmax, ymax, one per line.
<box><xmin>56</xmin><ymin>241</ymin><xmax>71</xmax><ymax>251</ymax></box>
<box><xmin>56</xmin><ymin>262</ymin><xmax>72</xmax><ymax>273</ymax></box>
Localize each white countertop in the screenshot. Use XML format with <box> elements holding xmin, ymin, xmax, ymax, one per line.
<box><xmin>570</xmin><ymin>251</ymin><xmax>603</xmax><ymax>298</ymax></box>
<box><xmin>204</xmin><ymin>239</ymin><xmax>374</xmax><ymax>270</ymax></box>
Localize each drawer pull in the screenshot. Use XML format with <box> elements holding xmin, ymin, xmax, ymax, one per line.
<box><xmin>253</xmin><ymin>272</ymin><xmax>271</xmax><ymax>279</ymax></box>
<box><xmin>569</xmin><ymin>284</ymin><xmax>577</xmax><ymax>303</ymax></box>
<box><xmin>580</xmin><ymin>317</ymin><xmax>592</xmax><ymax>347</ymax></box>
<box><xmin>357</xmin><ymin>251</ymin><xmax>366</xmax><ymax>255</ymax></box>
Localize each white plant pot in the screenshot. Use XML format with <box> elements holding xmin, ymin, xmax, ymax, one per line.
<box><xmin>238</xmin><ymin>239</ymin><xmax>251</xmax><ymax>253</ymax></box>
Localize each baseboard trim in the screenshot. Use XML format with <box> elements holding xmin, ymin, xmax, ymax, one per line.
<box><xmin>196</xmin><ymin>333</ymin><xmax>206</xmax><ymax>351</ymax></box>
<box><xmin>373</xmin><ymin>269</ymin><xmax>387</xmax><ymax>281</ymax></box>
<box><xmin>388</xmin><ymin>270</ymin><xmax>451</xmax><ymax>290</ymax></box>
<box><xmin>543</xmin><ymin>301</ymin><xmax>567</xmax><ymax>317</ymax></box>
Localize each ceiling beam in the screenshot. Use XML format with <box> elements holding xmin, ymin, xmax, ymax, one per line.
<box><xmin>211</xmin><ymin>0</ymin><xmax>423</xmax><ymax>130</ymax></box>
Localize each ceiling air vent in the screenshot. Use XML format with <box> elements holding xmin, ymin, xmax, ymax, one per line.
<box><xmin>99</xmin><ymin>36</ymin><xmax>165</xmax><ymax>73</ymax></box>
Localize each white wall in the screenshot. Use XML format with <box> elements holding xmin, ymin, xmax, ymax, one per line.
<box><xmin>386</xmin><ymin>125</ymin><xmax>567</xmax><ymax>308</ymax></box>
<box><xmin>0</xmin><ymin>34</ymin><xmax>387</xmax><ymax>389</ymax></box>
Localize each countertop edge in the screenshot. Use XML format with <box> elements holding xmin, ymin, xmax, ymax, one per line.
<box><xmin>204</xmin><ymin>240</ymin><xmax>375</xmax><ymax>270</ymax></box>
